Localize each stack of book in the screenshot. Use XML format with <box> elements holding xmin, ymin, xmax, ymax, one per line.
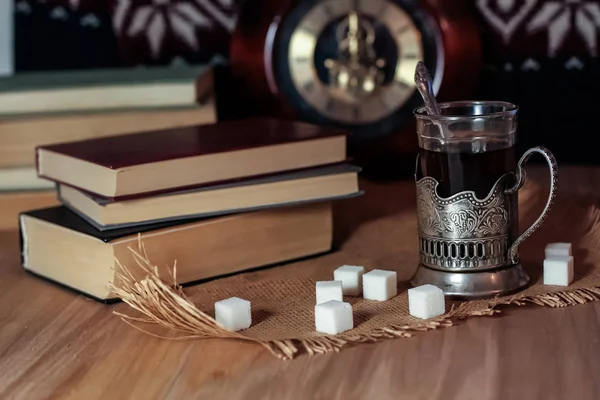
<box><xmin>19</xmin><ymin>118</ymin><xmax>362</xmax><ymax>302</ymax></box>
<box><xmin>0</xmin><ymin>65</ymin><xmax>215</xmax><ymax>229</ymax></box>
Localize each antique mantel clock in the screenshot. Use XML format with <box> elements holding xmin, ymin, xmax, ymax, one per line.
<box><xmin>229</xmin><ymin>0</ymin><xmax>481</xmax><ymax>177</ymax></box>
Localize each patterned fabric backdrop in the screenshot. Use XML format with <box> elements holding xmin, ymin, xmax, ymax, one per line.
<box><xmin>12</xmin><ymin>0</ymin><xmax>600</xmax><ymax>162</ymax></box>
<box><xmin>475</xmin><ymin>0</ymin><xmax>599</xmax><ymax>71</ymax></box>
<box><xmin>14</xmin><ymin>0</ymin><xmax>242</xmax><ymax>71</ymax></box>
<box><xmin>473</xmin><ymin>0</ymin><xmax>600</xmax><ymax>164</ymax></box>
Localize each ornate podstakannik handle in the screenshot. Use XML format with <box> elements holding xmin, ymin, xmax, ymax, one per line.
<box><xmin>505</xmin><ymin>146</ymin><xmax>559</xmax><ymax>264</ymax></box>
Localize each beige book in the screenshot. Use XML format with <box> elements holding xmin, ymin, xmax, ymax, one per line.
<box><xmin>58</xmin><ymin>164</ymin><xmax>360</xmax><ymax>229</ymax></box>
<box><xmin>0</xmin><ymin>65</ymin><xmax>212</xmax><ymax>116</ymax></box>
<box><xmin>0</xmin><ymin>166</ymin><xmax>54</xmax><ymax>191</ymax></box>
<box><xmin>0</xmin><ymin>102</ymin><xmax>216</xmax><ymax>168</ymax></box>
<box><xmin>36</xmin><ymin>119</ymin><xmax>347</xmax><ymax>199</ymax></box>
<box><xmin>20</xmin><ymin>201</ymin><xmax>333</xmax><ymax>302</ymax></box>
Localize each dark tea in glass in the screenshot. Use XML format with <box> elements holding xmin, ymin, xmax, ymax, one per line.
<box><xmin>415</xmin><ymin>102</ymin><xmax>519</xmax><ymax>199</ymax></box>
<box><xmin>418</xmin><ymin>145</ymin><xmax>517</xmax><ymax>199</ymax></box>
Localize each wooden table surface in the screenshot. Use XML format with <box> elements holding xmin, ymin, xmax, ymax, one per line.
<box><xmin>2</xmin><ymin>166</ymin><xmax>600</xmax><ymax>400</ymax></box>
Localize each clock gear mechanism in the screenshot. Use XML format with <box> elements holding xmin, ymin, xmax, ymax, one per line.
<box><xmin>228</xmin><ymin>0</ymin><xmax>482</xmax><ymax>178</ymax></box>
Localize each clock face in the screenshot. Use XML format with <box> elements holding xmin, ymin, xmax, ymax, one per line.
<box><xmin>273</xmin><ymin>0</ymin><xmax>443</xmax><ymax>140</ymax></box>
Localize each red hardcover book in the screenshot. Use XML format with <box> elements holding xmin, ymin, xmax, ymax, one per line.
<box><xmin>36</xmin><ymin>117</ymin><xmax>348</xmax><ymax>199</ymax></box>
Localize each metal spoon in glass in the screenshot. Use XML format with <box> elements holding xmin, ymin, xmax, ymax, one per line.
<box><xmin>414</xmin><ymin>61</ymin><xmax>440</xmax><ymax>116</ymax></box>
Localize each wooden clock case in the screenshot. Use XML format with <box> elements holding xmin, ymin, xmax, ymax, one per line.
<box><xmin>223</xmin><ymin>0</ymin><xmax>483</xmax><ymax>179</ymax></box>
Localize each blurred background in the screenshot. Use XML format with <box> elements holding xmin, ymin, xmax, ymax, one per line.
<box><xmin>6</xmin><ymin>0</ymin><xmax>598</xmax><ymax>159</ymax></box>
<box><xmin>1</xmin><ymin>0</ymin><xmax>599</xmax><ymax>226</ymax></box>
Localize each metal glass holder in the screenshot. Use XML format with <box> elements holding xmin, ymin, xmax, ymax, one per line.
<box><xmin>411</xmin><ymin>147</ymin><xmax>558</xmax><ymax>299</ymax></box>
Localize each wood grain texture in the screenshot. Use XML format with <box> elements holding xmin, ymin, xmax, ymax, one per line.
<box><xmin>1</xmin><ymin>167</ymin><xmax>600</xmax><ymax>399</ymax></box>
<box><xmin>199</xmin><ymin>304</ymin><xmax>600</xmax><ymax>400</ymax></box>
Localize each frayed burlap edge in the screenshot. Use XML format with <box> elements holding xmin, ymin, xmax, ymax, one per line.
<box><xmin>490</xmin><ymin>286</ymin><xmax>600</xmax><ymax>308</ymax></box>
<box><xmin>109</xmin><ymin>236</ymin><xmax>600</xmax><ymax>361</ymax></box>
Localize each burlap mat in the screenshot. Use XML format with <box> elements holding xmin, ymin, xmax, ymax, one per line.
<box><xmin>113</xmin><ymin>176</ymin><xmax>600</xmax><ymax>360</ymax></box>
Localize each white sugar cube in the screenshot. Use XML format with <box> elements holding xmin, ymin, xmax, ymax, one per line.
<box><xmin>408</xmin><ymin>284</ymin><xmax>445</xmax><ymax>319</ymax></box>
<box><xmin>362</xmin><ymin>269</ymin><xmax>398</xmax><ymax>301</ymax></box>
<box><xmin>545</xmin><ymin>243</ymin><xmax>572</xmax><ymax>258</ymax></box>
<box><xmin>316</xmin><ymin>280</ymin><xmax>343</xmax><ymax>304</ymax></box>
<box><xmin>543</xmin><ymin>256</ymin><xmax>574</xmax><ymax>286</ymax></box>
<box><xmin>314</xmin><ymin>300</ymin><xmax>353</xmax><ymax>335</ymax></box>
<box><xmin>334</xmin><ymin>265</ymin><xmax>365</xmax><ymax>296</ymax></box>
<box><xmin>214</xmin><ymin>297</ymin><xmax>252</xmax><ymax>331</ymax></box>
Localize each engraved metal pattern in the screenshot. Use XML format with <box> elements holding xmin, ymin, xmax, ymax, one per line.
<box><xmin>414</xmin><ymin>146</ymin><xmax>558</xmax><ymax>271</ymax></box>
<box><xmin>416</xmin><ymin>174</ymin><xmax>512</xmax><ymax>271</ymax></box>
<box><xmin>505</xmin><ymin>146</ymin><xmax>559</xmax><ymax>263</ymax></box>
<box><xmin>419</xmin><ymin>235</ymin><xmax>509</xmax><ymax>270</ymax></box>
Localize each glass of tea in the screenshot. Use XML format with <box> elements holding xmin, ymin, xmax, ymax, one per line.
<box><xmin>411</xmin><ymin>101</ymin><xmax>558</xmax><ymax>298</ymax></box>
